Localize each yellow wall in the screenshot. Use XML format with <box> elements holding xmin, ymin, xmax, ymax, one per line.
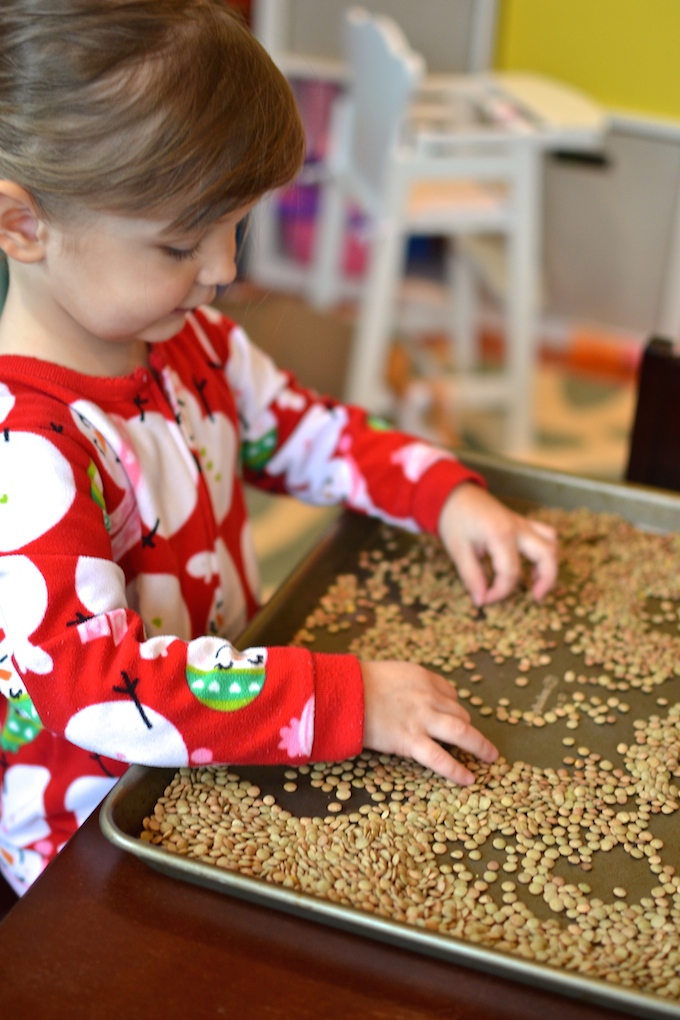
<box><xmin>495</xmin><ymin>0</ymin><xmax>680</xmax><ymax>121</ymax></box>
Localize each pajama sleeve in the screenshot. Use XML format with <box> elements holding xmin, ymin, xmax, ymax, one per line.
<box><xmin>0</xmin><ymin>392</ymin><xmax>363</xmax><ymax>770</ymax></box>
<box><xmin>217</xmin><ymin>313</ymin><xmax>486</xmax><ymax>533</ymax></box>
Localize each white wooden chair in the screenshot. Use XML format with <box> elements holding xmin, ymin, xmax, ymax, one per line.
<box><xmin>249</xmin><ymin>0</ymin><xmax>500</xmax><ymax>295</ymax></box>
<box><xmin>308</xmin><ymin>7</ymin><xmax>542</xmax><ymax>453</ymax></box>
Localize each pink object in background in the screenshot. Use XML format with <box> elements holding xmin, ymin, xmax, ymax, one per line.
<box><xmin>278</xmin><ymin>79</ymin><xmax>369</xmax><ymax>277</ymax></box>
<box><xmin>278</xmin><ymin>182</ymin><xmax>368</xmax><ymax>277</ymax></box>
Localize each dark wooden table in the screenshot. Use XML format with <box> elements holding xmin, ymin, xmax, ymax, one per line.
<box><xmin>0</xmin><ymin>801</ymin><xmax>635</xmax><ymax>1020</ymax></box>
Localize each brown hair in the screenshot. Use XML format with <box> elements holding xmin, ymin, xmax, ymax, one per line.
<box><xmin>0</xmin><ymin>0</ymin><xmax>305</xmax><ymax>230</ymax></box>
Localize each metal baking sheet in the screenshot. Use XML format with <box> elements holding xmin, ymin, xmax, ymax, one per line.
<box><xmin>100</xmin><ymin>453</ymin><xmax>680</xmax><ymax>1019</ymax></box>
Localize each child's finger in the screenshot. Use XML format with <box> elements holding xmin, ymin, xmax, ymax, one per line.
<box><xmin>447</xmin><ymin>539</ymin><xmax>492</xmax><ymax>606</ymax></box>
<box><xmin>409</xmin><ymin>715</ymin><xmax>498</xmax><ymax>785</ymax></box>
<box><xmin>430</xmin><ymin>712</ymin><xmax>498</xmax><ymax>765</ymax></box>
<box><xmin>529</xmin><ymin>519</ymin><xmax>558</xmax><ymax>542</ymax></box>
<box><xmin>427</xmin><ymin>673</ymin><xmax>471</xmax><ymax>717</ymax></box>
<box><xmin>435</xmin><ymin>698</ymin><xmax>471</xmax><ymax>725</ymax></box>
<box><xmin>478</xmin><ymin>536</ymin><xmax>522</xmax><ymax>604</ymax></box>
<box><xmin>515</xmin><ymin>521</ymin><xmax>559</xmax><ymax>600</ymax></box>
<box><xmin>409</xmin><ymin>735</ymin><xmax>477</xmax><ymax>785</ymax></box>
<box><xmin>484</xmin><ymin>517</ymin><xmax>558</xmax><ymax>604</ymax></box>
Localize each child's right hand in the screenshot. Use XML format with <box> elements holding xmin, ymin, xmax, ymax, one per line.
<box><xmin>361</xmin><ymin>660</ymin><xmax>498</xmax><ymax>785</ymax></box>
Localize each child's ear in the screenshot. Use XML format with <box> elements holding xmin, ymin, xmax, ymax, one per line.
<box><xmin>0</xmin><ymin>181</ymin><xmax>47</xmax><ymax>263</ymax></box>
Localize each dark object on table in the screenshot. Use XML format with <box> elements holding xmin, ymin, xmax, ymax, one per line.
<box><xmin>0</xmin><ymin>874</ymin><xmax>18</xmax><ymax>921</ymax></box>
<box><xmin>626</xmin><ymin>336</ymin><xmax>680</xmax><ymax>491</ymax></box>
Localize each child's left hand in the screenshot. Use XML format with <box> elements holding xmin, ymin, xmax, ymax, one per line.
<box><xmin>438</xmin><ymin>482</ymin><xmax>558</xmax><ymax>606</ymax></box>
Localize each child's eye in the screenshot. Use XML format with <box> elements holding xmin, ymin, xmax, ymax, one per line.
<box><xmin>163</xmin><ymin>244</ymin><xmax>200</xmax><ymax>262</ymax></box>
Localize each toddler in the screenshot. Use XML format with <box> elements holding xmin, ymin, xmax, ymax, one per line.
<box><xmin>0</xmin><ymin>0</ymin><xmax>557</xmax><ymax>894</ymax></box>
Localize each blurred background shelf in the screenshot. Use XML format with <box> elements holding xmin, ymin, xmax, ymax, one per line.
<box><xmin>244</xmin><ymin>1</ymin><xmax>680</xmax><ymax>346</ymax></box>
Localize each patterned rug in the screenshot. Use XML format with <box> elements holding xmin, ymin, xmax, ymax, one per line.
<box><xmin>458</xmin><ymin>356</ymin><xmax>637</xmax><ymax>480</ymax></box>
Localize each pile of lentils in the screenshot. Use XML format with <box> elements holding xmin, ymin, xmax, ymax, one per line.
<box><xmin>142</xmin><ymin>507</ymin><xmax>680</xmax><ymax>999</ymax></box>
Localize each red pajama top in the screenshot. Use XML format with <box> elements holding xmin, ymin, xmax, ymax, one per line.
<box><xmin>0</xmin><ymin>306</ymin><xmax>480</xmax><ymax>893</ymax></box>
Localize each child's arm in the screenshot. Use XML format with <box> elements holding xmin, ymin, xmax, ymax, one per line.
<box><xmin>438</xmin><ymin>482</ymin><xmax>558</xmax><ymax>607</ymax></box>
<box><xmin>221</xmin><ymin>314</ymin><xmax>558</xmax><ymax>607</ymax></box>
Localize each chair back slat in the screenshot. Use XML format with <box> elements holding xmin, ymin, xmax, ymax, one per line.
<box><xmin>345</xmin><ymin>8</ymin><xmax>424</xmax><ymax>203</ymax></box>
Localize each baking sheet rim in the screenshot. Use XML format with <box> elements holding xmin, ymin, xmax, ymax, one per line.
<box><xmin>100</xmin><ymin>455</ymin><xmax>680</xmax><ymax>1019</ymax></box>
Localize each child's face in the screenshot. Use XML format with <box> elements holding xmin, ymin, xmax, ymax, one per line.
<box><xmin>35</xmin><ymin>199</ymin><xmax>256</xmax><ymax>369</ymax></box>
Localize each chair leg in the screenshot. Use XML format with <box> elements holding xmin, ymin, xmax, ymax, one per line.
<box><xmin>448</xmin><ymin>242</ymin><xmax>478</xmax><ymax>374</ymax></box>
<box><xmin>307</xmin><ymin>94</ymin><xmax>353</xmax><ymax>310</ymax></box>
<box><xmin>308</xmin><ymin>173</ymin><xmax>346</xmax><ymax>310</ymax></box>
<box><xmin>502</xmin><ymin>145</ymin><xmax>541</xmax><ymax>454</ymax></box>
<box><xmin>343</xmin><ymin>220</ymin><xmax>405</xmax><ymax>412</ymax></box>
<box><xmin>503</xmin><ymin>274</ymin><xmax>536</xmax><ymax>454</ymax></box>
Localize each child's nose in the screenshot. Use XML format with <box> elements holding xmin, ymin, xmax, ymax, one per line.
<box><xmin>197</xmin><ymin>244</ymin><xmax>237</xmax><ymax>288</ymax></box>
